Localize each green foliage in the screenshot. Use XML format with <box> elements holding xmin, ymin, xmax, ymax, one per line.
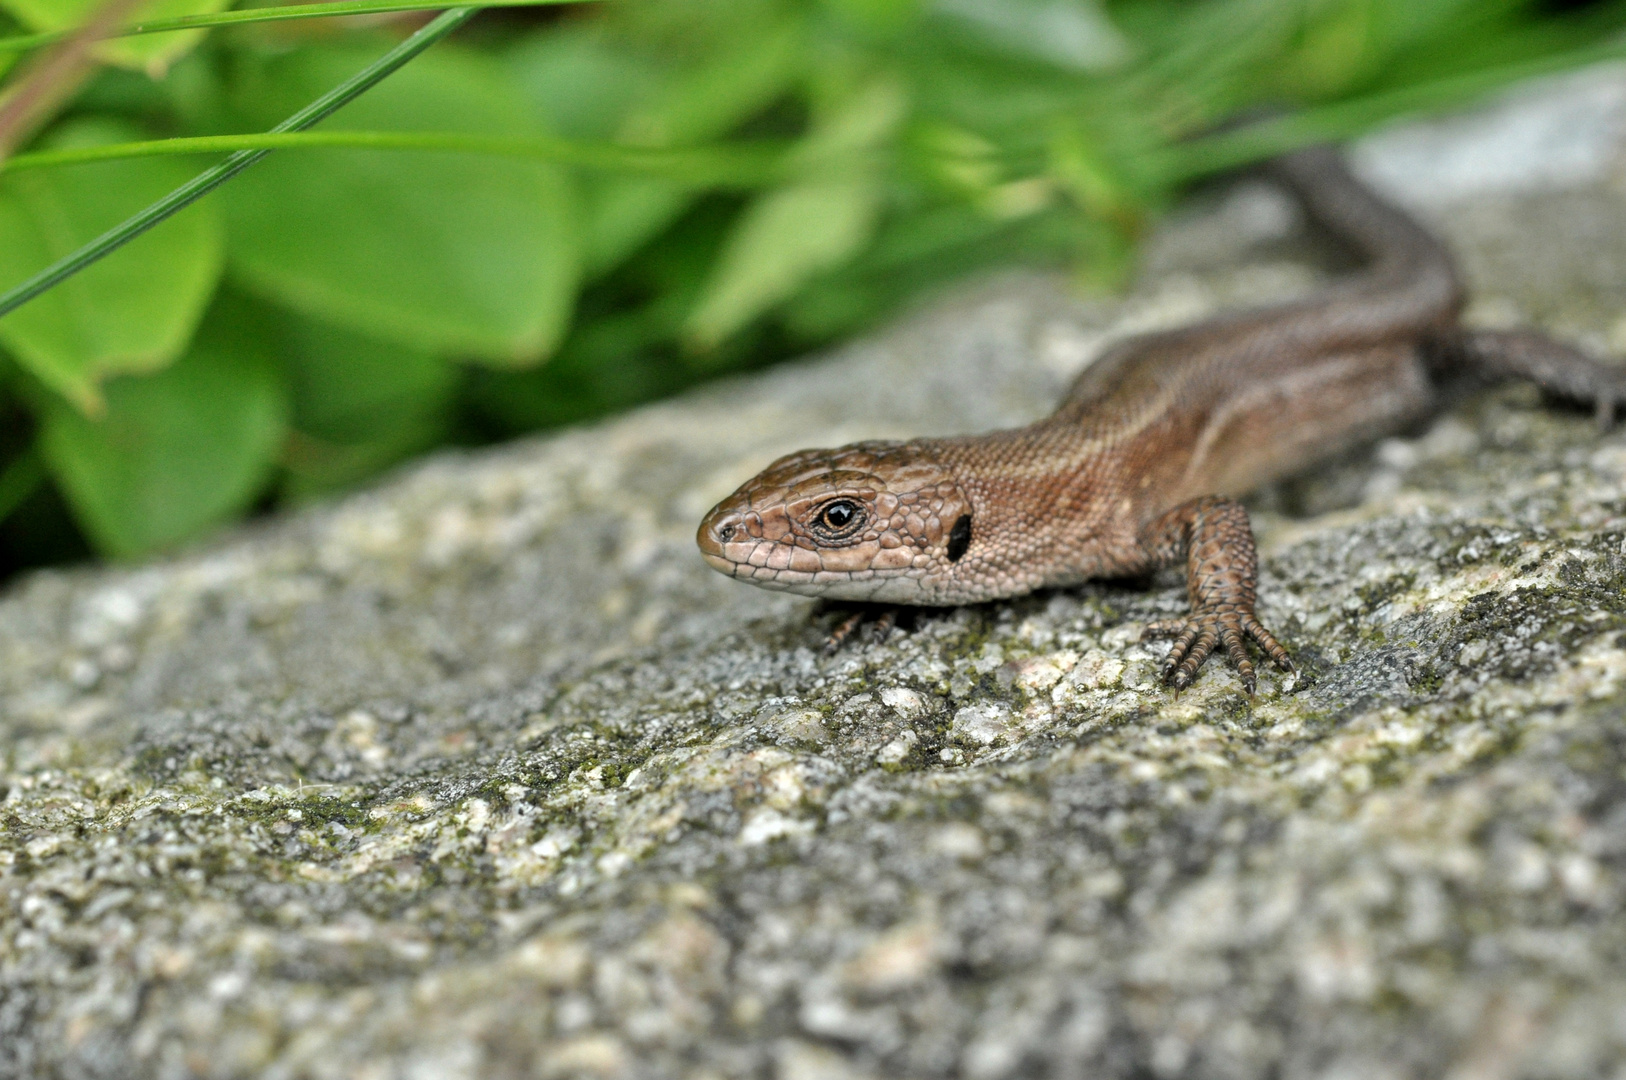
<box><xmin>0</xmin><ymin>118</ymin><xmax>221</xmax><ymax>410</ymax></box>
<box><xmin>0</xmin><ymin>0</ymin><xmax>229</xmax><ymax>73</ymax></box>
<box><xmin>0</xmin><ymin>0</ymin><xmax>1624</xmax><ymax>571</ymax></box>
<box><xmin>36</xmin><ymin>294</ymin><xmax>287</xmax><ymax>556</ymax></box>
<box><xmin>279</xmin><ymin>313</ymin><xmax>453</xmax><ymax>499</ymax></box>
<box><xmin>224</xmin><ymin>41</ymin><xmax>579</xmax><ymax>361</ymax></box>
<box><xmin>687</xmin><ymin>76</ymin><xmax>903</xmax><ymax>349</ymax></box>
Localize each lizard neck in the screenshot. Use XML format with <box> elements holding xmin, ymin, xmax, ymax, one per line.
<box><xmin>921</xmin><ymin>422</ymin><xmax>1153</xmax><ymax>601</ymax></box>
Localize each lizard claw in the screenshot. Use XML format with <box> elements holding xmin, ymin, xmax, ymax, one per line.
<box><xmin>821</xmin><ymin>605</ymin><xmax>902</xmax><ymax>653</ymax></box>
<box><xmin>1142</xmin><ymin>607</ymin><xmax>1292</xmax><ymax>694</ymax></box>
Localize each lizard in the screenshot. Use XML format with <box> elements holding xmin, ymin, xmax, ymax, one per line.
<box><xmin>695</xmin><ymin>146</ymin><xmax>1626</xmax><ymax>693</ymax></box>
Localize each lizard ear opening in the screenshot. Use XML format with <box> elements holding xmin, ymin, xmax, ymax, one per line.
<box><xmin>947</xmin><ymin>514</ymin><xmax>972</xmax><ymax>562</ymax></box>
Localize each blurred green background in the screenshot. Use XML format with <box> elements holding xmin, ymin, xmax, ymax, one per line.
<box><xmin>0</xmin><ymin>0</ymin><xmax>1623</xmax><ymax>581</ymax></box>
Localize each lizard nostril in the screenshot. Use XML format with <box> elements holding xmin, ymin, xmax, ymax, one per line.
<box><xmin>718</xmin><ymin>524</ymin><xmax>736</xmax><ymax>542</ymax></box>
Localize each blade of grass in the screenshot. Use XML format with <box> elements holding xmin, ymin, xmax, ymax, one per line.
<box><xmin>0</xmin><ymin>0</ymin><xmax>581</xmax><ymax>54</ymax></box>
<box><xmin>0</xmin><ymin>5</ymin><xmax>477</xmax><ymax>322</ymax></box>
<box><xmin>3</xmin><ymin>130</ymin><xmax>786</xmax><ymax>186</ymax></box>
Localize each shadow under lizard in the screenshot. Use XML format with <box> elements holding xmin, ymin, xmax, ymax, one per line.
<box><xmin>696</xmin><ymin>147</ymin><xmax>1626</xmax><ymax>693</ymax></box>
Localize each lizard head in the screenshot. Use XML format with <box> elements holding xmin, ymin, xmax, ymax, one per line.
<box><xmin>697</xmin><ymin>440</ymin><xmax>973</xmax><ymax>604</ymax></box>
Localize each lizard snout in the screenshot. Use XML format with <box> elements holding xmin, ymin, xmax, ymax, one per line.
<box><xmin>697</xmin><ymin>504</ymin><xmax>759</xmax><ymax>575</ymax></box>
<box><xmin>701</xmin><ymin>513</ymin><xmax>740</xmax><ymax>548</ymax></box>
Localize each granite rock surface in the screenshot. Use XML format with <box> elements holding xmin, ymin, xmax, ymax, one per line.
<box><xmin>8</xmin><ymin>68</ymin><xmax>1626</xmax><ymax>1079</ymax></box>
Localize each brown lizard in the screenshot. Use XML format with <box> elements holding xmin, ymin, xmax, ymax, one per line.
<box><xmin>696</xmin><ymin>147</ymin><xmax>1626</xmax><ymax>693</ymax></box>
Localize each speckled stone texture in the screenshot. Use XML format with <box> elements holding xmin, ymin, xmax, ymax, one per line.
<box><xmin>9</xmin><ymin>70</ymin><xmax>1626</xmax><ymax>1080</ymax></box>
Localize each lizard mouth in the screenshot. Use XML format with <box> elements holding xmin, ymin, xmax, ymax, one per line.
<box><xmin>700</xmin><ymin>549</ymin><xmax>739</xmax><ymax>576</ymax></box>
<box><xmin>698</xmin><ymin>510</ymin><xmax>845</xmax><ymax>592</ymax></box>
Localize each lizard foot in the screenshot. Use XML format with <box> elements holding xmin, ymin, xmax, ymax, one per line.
<box><xmin>1444</xmin><ymin>329</ymin><xmax>1626</xmax><ymax>432</ymax></box>
<box><xmin>1142</xmin><ymin>607</ymin><xmax>1292</xmax><ymax>694</ymax></box>
<box><xmin>820</xmin><ymin>605</ymin><xmax>901</xmax><ymax>653</ymax></box>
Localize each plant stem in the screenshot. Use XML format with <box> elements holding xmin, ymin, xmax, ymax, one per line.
<box><xmin>0</xmin><ymin>6</ymin><xmax>478</xmax><ymax>321</ymax></box>
<box><xmin>0</xmin><ymin>0</ymin><xmax>152</xmax><ymax>163</ymax></box>
<box><xmin>0</xmin><ymin>0</ymin><xmax>577</xmax><ymax>54</ymax></box>
<box><xmin>4</xmin><ymin>130</ymin><xmax>786</xmax><ymax>186</ymax></box>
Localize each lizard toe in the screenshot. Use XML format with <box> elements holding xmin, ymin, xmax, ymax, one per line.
<box><xmin>1154</xmin><ymin>607</ymin><xmax>1289</xmax><ymax>693</ymax></box>
<box><xmin>821</xmin><ymin>605</ymin><xmax>907</xmax><ymax>652</ymax></box>
<box><xmin>1220</xmin><ymin>623</ymin><xmax>1256</xmax><ymax>694</ymax></box>
<box><xmin>1158</xmin><ymin>624</ymin><xmax>1203</xmax><ymax>681</ymax></box>
<box><xmin>1242</xmin><ymin>614</ymin><xmax>1294</xmax><ymax>672</ymax></box>
<box><xmin>1168</xmin><ymin>626</ymin><xmax>1219</xmax><ymax>688</ymax></box>
<box><xmin>823</xmin><ymin>611</ymin><xmax>866</xmax><ymax>653</ymax></box>
<box><xmin>1141</xmin><ymin>619</ymin><xmax>1189</xmax><ymax>641</ymax></box>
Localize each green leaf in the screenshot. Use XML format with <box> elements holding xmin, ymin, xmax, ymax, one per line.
<box><xmin>278</xmin><ymin>313</ymin><xmax>455</xmax><ymax>500</ymax></box>
<box><xmin>615</xmin><ymin>16</ymin><xmax>804</xmax><ymax>147</ymax></box>
<box><xmin>465</xmin><ymin>309</ymin><xmax>687</xmax><ymax>434</ymax></box>
<box><xmin>933</xmin><ymin>0</ymin><xmax>1128</xmax><ymax>72</ymax></box>
<box><xmin>581</xmin><ymin>177</ymin><xmax>691</xmax><ymax>274</ymax></box>
<box><xmin>224</xmin><ymin>41</ymin><xmax>579</xmax><ymax>364</ymax></box>
<box><xmin>0</xmin><ymin>117</ymin><xmax>223</xmax><ymax>412</ymax></box>
<box><xmin>506</xmin><ymin>26</ymin><xmax>659</xmax><ymax>140</ymax></box>
<box><xmin>818</xmin><ymin>0</ymin><xmax>922</xmax><ymax>38</ymax></box>
<box><xmin>506</xmin><ymin>29</ymin><xmax>684</xmax><ymax>274</ymax></box>
<box><xmin>685</xmin><ymin>176</ymin><xmax>883</xmax><ymax>351</ymax></box>
<box><xmin>507</xmin><ymin>18</ymin><xmax>803</xmax><ymax>277</ymax></box>
<box><xmin>0</xmin><ymin>0</ymin><xmax>228</xmax><ymax>74</ymax></box>
<box><xmin>283</xmin><ymin>314</ymin><xmax>454</xmax><ymax>444</ymax></box>
<box><xmin>0</xmin><ymin>443</ymin><xmax>44</xmax><ymax>527</ymax></box>
<box><xmin>684</xmin><ymin>78</ymin><xmax>905</xmax><ymax>349</ymax></box>
<box><xmin>39</xmin><ymin>294</ymin><xmax>289</xmax><ymax>557</ymax></box>
<box><xmin>282</xmin><ymin>415</ymin><xmax>446</xmax><ymax>502</ymax></box>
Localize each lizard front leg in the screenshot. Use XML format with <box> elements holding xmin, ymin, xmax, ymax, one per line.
<box><xmin>1137</xmin><ymin>496</ymin><xmax>1293</xmax><ymax>693</ymax></box>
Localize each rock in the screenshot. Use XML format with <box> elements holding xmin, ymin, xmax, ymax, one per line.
<box><xmin>8</xmin><ymin>67</ymin><xmax>1626</xmax><ymax>1078</ymax></box>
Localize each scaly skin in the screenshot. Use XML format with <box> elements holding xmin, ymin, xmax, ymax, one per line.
<box><xmin>697</xmin><ymin>147</ymin><xmax>1626</xmax><ymax>692</ymax></box>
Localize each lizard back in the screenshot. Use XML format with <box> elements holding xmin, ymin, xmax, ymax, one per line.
<box><xmin>1052</xmin><ymin>146</ymin><xmax>1465</xmax><ymax>510</ymax></box>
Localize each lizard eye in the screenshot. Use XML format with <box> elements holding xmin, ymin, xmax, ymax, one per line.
<box><xmin>811</xmin><ymin>499</ymin><xmax>865</xmax><ymax>540</ymax></box>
